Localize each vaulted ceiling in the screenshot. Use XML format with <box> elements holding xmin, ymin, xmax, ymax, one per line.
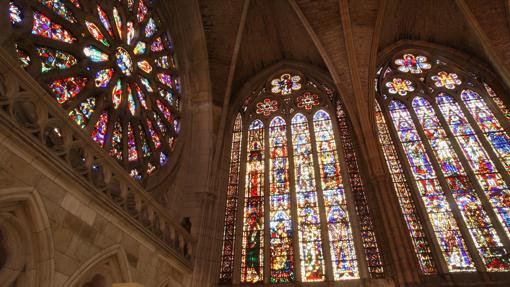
<box><xmin>196</xmin><ymin>0</ymin><xmax>507</xmax><ymax>138</ymax></box>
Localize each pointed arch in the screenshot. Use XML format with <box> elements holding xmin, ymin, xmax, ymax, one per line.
<box><xmin>375</xmin><ymin>43</ymin><xmax>510</xmax><ymax>275</ymax></box>
<box><xmin>63</xmin><ymin>244</ymin><xmax>132</xmax><ymax>287</ymax></box>
<box><xmin>0</xmin><ymin>186</ymin><xmax>55</xmax><ymax>287</ymax></box>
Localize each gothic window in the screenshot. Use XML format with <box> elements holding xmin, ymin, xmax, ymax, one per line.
<box><xmin>5</xmin><ymin>0</ymin><xmax>181</xmax><ymax>181</ymax></box>
<box><xmin>375</xmin><ymin>49</ymin><xmax>510</xmax><ymax>274</ymax></box>
<box><xmin>219</xmin><ymin>70</ymin><xmax>384</xmax><ymax>284</ymax></box>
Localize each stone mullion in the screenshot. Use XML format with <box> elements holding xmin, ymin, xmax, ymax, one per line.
<box><xmin>430</xmin><ymin>98</ymin><xmax>510</xmax><ymax>253</ymax></box>
<box><xmin>406</xmin><ymin>100</ymin><xmax>486</xmax><ymax>272</ymax></box>
<box><xmin>307</xmin><ymin>114</ymin><xmax>334</xmax><ymax>282</ymax></box>
<box><xmin>328</xmin><ymin>108</ymin><xmax>368</xmax><ymax>279</ymax></box>
<box><xmin>477</xmin><ymin>86</ymin><xmax>510</xmax><ymax>133</ymax></box>
<box><xmin>263</xmin><ymin>121</ymin><xmax>270</xmax><ymax>284</ymax></box>
<box><xmin>382</xmin><ymin>105</ymin><xmax>449</xmax><ymax>273</ymax></box>
<box><xmin>232</xmin><ymin>119</ymin><xmax>248</xmax><ymax>285</ymax></box>
<box><xmin>286</xmin><ymin>115</ymin><xmax>302</xmax><ymax>283</ymax></box>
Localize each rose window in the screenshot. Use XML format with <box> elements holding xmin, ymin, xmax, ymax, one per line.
<box><xmin>7</xmin><ymin>0</ymin><xmax>181</xmax><ymax>181</ymax></box>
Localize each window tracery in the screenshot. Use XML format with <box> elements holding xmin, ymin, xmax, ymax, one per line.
<box><xmin>6</xmin><ymin>0</ymin><xmax>181</xmax><ymax>181</ymax></box>
<box><xmin>375</xmin><ymin>48</ymin><xmax>510</xmax><ymax>273</ymax></box>
<box><xmin>219</xmin><ymin>70</ymin><xmax>384</xmax><ymax>284</ymax></box>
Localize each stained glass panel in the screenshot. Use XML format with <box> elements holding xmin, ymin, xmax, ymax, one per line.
<box><xmin>219</xmin><ymin>114</ymin><xmax>242</xmax><ymax>283</ymax></box>
<box><xmin>460</xmin><ymin>89</ymin><xmax>510</xmax><ymax>171</ymax></box>
<box><xmin>437</xmin><ymin>94</ymin><xmax>510</xmax><ymax>239</ymax></box>
<box><xmin>240</xmin><ymin>120</ymin><xmax>265</xmax><ymax>283</ymax></box>
<box><xmin>32</xmin><ymin>11</ymin><xmax>76</xmax><ymax>43</ymax></box>
<box><xmin>291</xmin><ymin>113</ymin><xmax>325</xmax><ymax>282</ymax></box>
<box><xmin>37</xmin><ymin>47</ymin><xmax>77</xmax><ymax>73</ymax></box>
<box><xmin>337</xmin><ymin>101</ymin><xmax>384</xmax><ymax>277</ymax></box>
<box><xmin>269</xmin><ymin>116</ymin><xmax>294</xmax><ymax>283</ymax></box>
<box><xmin>48</xmin><ymin>76</ymin><xmax>87</xmax><ymax>104</ymax></box>
<box><xmin>91</xmin><ymin>112</ymin><xmax>109</xmax><ymax>147</ymax></box>
<box><xmin>375</xmin><ymin>101</ymin><xmax>437</xmax><ymax>274</ymax></box>
<box><xmin>389</xmin><ymin>100</ymin><xmax>475</xmax><ymax>272</ymax></box>
<box><xmin>313</xmin><ymin>110</ymin><xmax>358</xmax><ymax>280</ymax></box>
<box><xmin>413</xmin><ymin>97</ymin><xmax>509</xmax><ymax>271</ymax></box>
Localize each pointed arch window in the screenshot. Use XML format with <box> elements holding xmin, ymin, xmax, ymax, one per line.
<box><xmin>375</xmin><ymin>48</ymin><xmax>510</xmax><ymax>274</ymax></box>
<box><xmin>219</xmin><ymin>70</ymin><xmax>384</xmax><ymax>284</ymax></box>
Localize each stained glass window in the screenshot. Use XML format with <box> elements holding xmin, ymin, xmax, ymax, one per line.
<box><xmin>220</xmin><ymin>71</ymin><xmax>385</xmax><ymax>283</ymax></box>
<box><xmin>7</xmin><ymin>0</ymin><xmax>181</xmax><ymax>179</ymax></box>
<box><xmin>375</xmin><ymin>49</ymin><xmax>510</xmax><ymax>274</ymax></box>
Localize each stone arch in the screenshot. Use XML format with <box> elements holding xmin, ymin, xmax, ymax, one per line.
<box><xmin>64</xmin><ymin>245</ymin><xmax>132</xmax><ymax>287</ymax></box>
<box><xmin>0</xmin><ymin>186</ymin><xmax>55</xmax><ymax>287</ymax></box>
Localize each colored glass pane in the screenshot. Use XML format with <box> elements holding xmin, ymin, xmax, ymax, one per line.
<box><xmin>313</xmin><ymin>110</ymin><xmax>358</xmax><ymax>280</ymax></box>
<box><xmin>16</xmin><ymin>45</ymin><xmax>31</xmax><ymax>67</ymax></box>
<box><xmin>9</xmin><ymin>1</ymin><xmax>22</xmax><ymax>24</ymax></box>
<box><xmin>138</xmin><ymin>124</ymin><xmax>150</xmax><ymax>157</ymax></box>
<box><xmin>133</xmin><ymin>41</ymin><xmax>146</xmax><ymax>55</ymax></box>
<box><xmin>139</xmin><ymin>76</ymin><xmax>153</xmax><ymax>92</ymax></box>
<box><xmin>156</xmin><ymin>100</ymin><xmax>173</xmax><ymax>124</ymax></box>
<box><xmin>240</xmin><ymin>120</ymin><xmax>265</xmax><ymax>283</ymax></box>
<box><xmin>115</xmin><ymin>47</ymin><xmax>133</xmax><ymax>76</ymax></box>
<box><xmin>159</xmin><ymin>89</ymin><xmax>179</xmax><ymax>110</ymax></box>
<box><xmin>271</xmin><ymin>74</ymin><xmax>301</xmax><ymax>95</ymax></box>
<box><xmin>126</xmin><ymin>21</ymin><xmax>135</xmax><ymax>45</ymax></box>
<box><xmin>38</xmin><ymin>0</ymin><xmax>76</xmax><ymax>23</ymax></box>
<box><xmin>386</xmin><ymin>78</ymin><xmax>414</xmax><ymax>96</ymax></box>
<box><xmin>395</xmin><ymin>54</ymin><xmax>431</xmax><ymax>74</ymax></box>
<box><xmin>133</xmin><ymin>83</ymin><xmax>148</xmax><ymax>109</ymax></box>
<box><xmin>160</xmin><ymin>152</ymin><xmax>168</xmax><ymax>165</ymax></box>
<box><xmin>94</xmin><ymin>69</ymin><xmax>113</xmax><ymax>88</ymax></box>
<box><xmin>437</xmin><ymin>94</ymin><xmax>510</xmax><ymax>238</ymax></box>
<box><xmin>337</xmin><ymin>101</ymin><xmax>384</xmax><ymax>277</ymax></box>
<box><xmin>127</xmin><ymin>85</ymin><xmax>136</xmax><ymax>115</ymax></box>
<box><xmin>48</xmin><ymin>76</ymin><xmax>87</xmax><ymax>104</ymax></box>
<box><xmin>153</xmin><ymin>112</ymin><xmax>167</xmax><ymax>134</ymax></box>
<box><xmin>68</xmin><ymin>97</ymin><xmax>96</xmax><ymax>128</ymax></box>
<box><xmin>113</xmin><ymin>7</ymin><xmax>122</xmax><ymax>39</ymax></box>
<box><xmin>151</xmin><ymin>37</ymin><xmax>164</xmax><ymax>52</ymax></box>
<box><xmin>291</xmin><ymin>113</ymin><xmax>325</xmax><ymax>282</ymax></box>
<box><xmin>36</xmin><ymin>47</ymin><xmax>77</xmax><ymax>72</ymax></box>
<box><xmin>219</xmin><ymin>114</ymin><xmax>242</xmax><ymax>283</ymax></box>
<box><xmin>389</xmin><ymin>100</ymin><xmax>475</xmax><ymax>272</ymax></box>
<box><xmin>83</xmin><ymin>46</ymin><xmax>109</xmax><ymax>62</ymax></box>
<box><xmin>413</xmin><ymin>97</ymin><xmax>509</xmax><ymax>271</ymax></box>
<box><xmin>461</xmin><ymin>89</ymin><xmax>510</xmax><ymax>171</ymax></box>
<box><xmin>97</xmin><ymin>5</ymin><xmax>113</xmax><ymax>37</ymax></box>
<box><xmin>157</xmin><ymin>73</ymin><xmax>172</xmax><ymax>88</ymax></box>
<box><xmin>127</xmin><ymin>122</ymin><xmax>138</xmax><ymax>161</ymax></box>
<box><xmin>155</xmin><ymin>56</ymin><xmax>171</xmax><ymax>69</ymax></box>
<box><xmin>112</xmin><ymin>80</ymin><xmax>123</xmax><ymax>109</ymax></box>
<box><xmin>32</xmin><ymin>11</ymin><xmax>76</xmax><ymax>43</ymax></box>
<box><xmin>85</xmin><ymin>21</ymin><xmax>110</xmax><ymax>47</ymax></box>
<box><xmin>146</xmin><ymin>119</ymin><xmax>161</xmax><ymax>149</ymax></box>
<box><xmin>255</xmin><ymin>98</ymin><xmax>278</xmax><ymax>116</ymax></box>
<box><xmin>484</xmin><ymin>83</ymin><xmax>510</xmax><ymax>120</ymax></box>
<box><xmin>268</xmin><ymin>116</ymin><xmax>294</xmax><ymax>283</ymax></box>
<box><xmin>137</xmin><ymin>0</ymin><xmax>148</xmax><ymax>23</ymax></box>
<box><xmin>145</xmin><ymin>18</ymin><xmax>156</xmax><ymax>38</ymax></box>
<box><xmin>375</xmin><ymin>101</ymin><xmax>437</xmax><ymax>274</ymax></box>
<box><xmin>137</xmin><ymin>60</ymin><xmax>153</xmax><ymax>74</ymax></box>
<box><xmin>110</xmin><ymin>121</ymin><xmax>123</xmax><ymax>160</ymax></box>
<box><xmin>432</xmin><ymin>72</ymin><xmax>461</xmax><ymax>89</ymax></box>
<box><xmin>91</xmin><ymin>112</ymin><xmax>109</xmax><ymax>147</ymax></box>
<box><xmin>297</xmin><ymin>92</ymin><xmax>319</xmax><ymax>110</ymax></box>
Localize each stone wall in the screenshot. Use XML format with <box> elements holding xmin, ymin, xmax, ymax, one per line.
<box><xmin>0</xmin><ymin>127</ymin><xmax>192</xmax><ymax>287</ymax></box>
